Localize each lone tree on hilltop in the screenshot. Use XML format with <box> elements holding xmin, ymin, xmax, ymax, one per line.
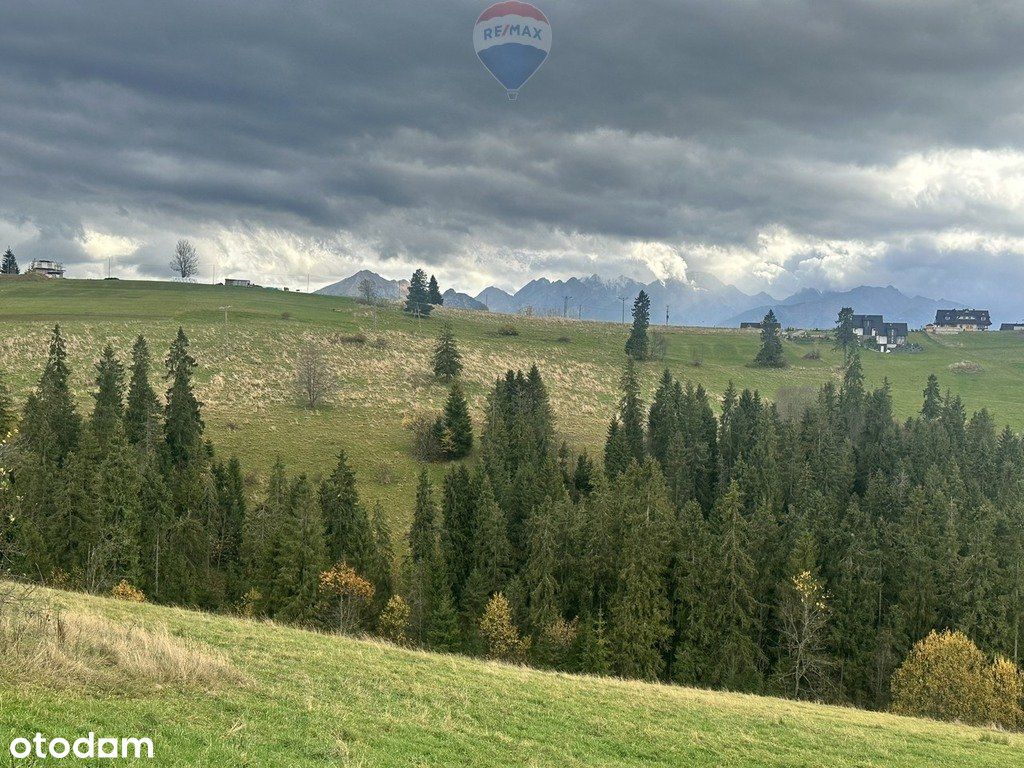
<box><xmin>427</xmin><ymin>275</ymin><xmax>444</xmax><ymax>305</ymax></box>
<box><xmin>625</xmin><ymin>290</ymin><xmax>651</xmax><ymax>361</ymax></box>
<box><xmin>834</xmin><ymin>307</ymin><xmax>857</xmax><ymax>352</ymax></box>
<box><xmin>404</xmin><ymin>269</ymin><xmax>433</xmax><ymax>318</ymax></box>
<box><xmin>753</xmin><ymin>309</ymin><xmax>786</xmax><ymax>368</ymax></box>
<box><xmin>170</xmin><ymin>239</ymin><xmax>199</xmax><ymax>281</ymax></box>
<box><xmin>1</xmin><ymin>248</ymin><xmax>18</xmax><ymax>275</ymax></box>
<box><xmin>432</xmin><ymin>322</ymin><xmax>463</xmax><ymax>381</ymax></box>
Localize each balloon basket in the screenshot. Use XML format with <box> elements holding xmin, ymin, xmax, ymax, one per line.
<box><xmin>507</xmin><ymin>90</ymin><xmax>519</xmax><ymax>102</ymax></box>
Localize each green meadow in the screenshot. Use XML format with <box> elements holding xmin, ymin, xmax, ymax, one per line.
<box><xmin>1</xmin><ymin>276</ymin><xmax>1022</xmax><ymax>530</ymax></box>
<box><xmin>0</xmin><ymin>585</ymin><xmax>1019</xmax><ymax>767</ymax></box>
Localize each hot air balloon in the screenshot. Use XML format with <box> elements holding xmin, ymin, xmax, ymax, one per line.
<box><xmin>473</xmin><ymin>2</ymin><xmax>551</xmax><ymax>100</ymax></box>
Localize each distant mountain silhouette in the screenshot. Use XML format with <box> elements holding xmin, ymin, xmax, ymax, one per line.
<box><xmin>315</xmin><ymin>270</ymin><xmax>409</xmax><ymax>300</ymax></box>
<box><xmin>442</xmin><ymin>288</ymin><xmax>487</xmax><ymax>310</ymax></box>
<box><xmin>319</xmin><ymin>269</ymin><xmax>954</xmax><ymax>329</ymax></box>
<box><xmin>724</xmin><ymin>285</ymin><xmax>960</xmax><ymax>329</ymax></box>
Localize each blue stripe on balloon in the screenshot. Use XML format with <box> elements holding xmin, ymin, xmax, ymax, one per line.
<box><xmin>477</xmin><ymin>43</ymin><xmax>548</xmax><ymax>91</ymax></box>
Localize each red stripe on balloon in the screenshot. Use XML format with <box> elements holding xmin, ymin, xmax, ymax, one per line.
<box><xmin>476</xmin><ymin>2</ymin><xmax>548</xmax><ymax>24</ymax></box>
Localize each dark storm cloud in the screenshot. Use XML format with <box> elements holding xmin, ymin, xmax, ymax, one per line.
<box><xmin>0</xmin><ymin>1</ymin><xmax>1022</xmax><ymax>312</ymax></box>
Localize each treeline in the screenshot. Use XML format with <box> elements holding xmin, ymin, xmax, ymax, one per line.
<box><xmin>2</xmin><ymin>328</ymin><xmax>1023</xmax><ymax>713</ymax></box>
<box><xmin>0</xmin><ymin>326</ymin><xmax>395</xmax><ymax>620</ymax></box>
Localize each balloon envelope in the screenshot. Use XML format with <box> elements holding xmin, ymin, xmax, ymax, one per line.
<box><xmin>473</xmin><ymin>2</ymin><xmax>550</xmax><ymax>96</ymax></box>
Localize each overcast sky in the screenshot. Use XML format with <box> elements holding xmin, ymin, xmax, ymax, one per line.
<box><xmin>2</xmin><ymin>1</ymin><xmax>1023</xmax><ymax>315</ymax></box>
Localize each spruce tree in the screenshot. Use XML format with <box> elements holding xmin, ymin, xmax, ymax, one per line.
<box><xmin>834</xmin><ymin>307</ymin><xmax>857</xmax><ymax>351</ymax></box>
<box><xmin>241</xmin><ymin>457</ymin><xmax>288</xmax><ymax>611</ymax></box>
<box><xmin>606</xmin><ymin>462</ymin><xmax>673</xmax><ymax>680</ymax></box>
<box><xmin>319</xmin><ymin>450</ymin><xmax>373</xmax><ymax>571</ymax></box>
<box><xmin>125</xmin><ymin>335</ymin><xmax>161</xmax><ymax>451</ymax></box>
<box><xmin>618</xmin><ymin>360</ymin><xmax>645</xmax><ymax>463</ymax></box>
<box><xmin>438</xmin><ymin>379</ymin><xmax>473</xmax><ymax>460</ymax></box>
<box><xmin>427</xmin><ymin>274</ymin><xmax>444</xmax><ymax>305</ymax></box>
<box><xmin>1</xmin><ymin>248</ymin><xmax>18</xmax><ymax>274</ymax></box>
<box><xmin>625</xmin><ymin>290</ymin><xmax>651</xmax><ymax>360</ymax></box>
<box><xmin>212</xmin><ymin>456</ymin><xmax>246</xmax><ymax>600</ymax></box>
<box><xmin>137</xmin><ymin>457</ymin><xmax>172</xmax><ymax>601</ymax></box>
<box><xmin>91</xmin><ymin>344</ymin><xmax>125</xmax><ymax>450</ymax></box>
<box><xmin>272</xmin><ymin>474</ymin><xmax>328</xmax><ymax>623</ymax></box>
<box><xmin>754</xmin><ymin>310</ymin><xmax>785</xmax><ymax>368</ymax></box>
<box><xmin>163</xmin><ymin>328</ymin><xmax>204</xmax><ymax>468</ymax></box>
<box><xmin>93</xmin><ymin>428</ymin><xmax>144</xmax><ymax>591</ymax></box>
<box><xmin>708</xmin><ymin>481</ymin><xmax>764</xmax><ymax>691</ymax></box>
<box><xmin>404</xmin><ymin>268</ymin><xmax>433</xmax><ymax>317</ymax></box>
<box><xmin>431</xmin><ymin>322</ymin><xmax>463</xmax><ymax>380</ymax></box>
<box><xmin>368</xmin><ymin>501</ymin><xmax>395</xmax><ymax>605</ymax></box>
<box><xmin>21</xmin><ymin>325</ymin><xmax>81</xmax><ymax>464</ymax></box>
<box><xmin>921</xmin><ymin>374</ymin><xmax>941</xmax><ymax>420</ymax></box>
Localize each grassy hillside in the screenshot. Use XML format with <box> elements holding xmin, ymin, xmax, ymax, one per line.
<box><xmin>1</xmin><ymin>277</ymin><xmax>1023</xmax><ymax>529</ymax></box>
<box><xmin>1</xmin><ymin>584</ymin><xmax>1019</xmax><ymax>766</ymax></box>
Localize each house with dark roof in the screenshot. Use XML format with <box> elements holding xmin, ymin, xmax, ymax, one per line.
<box><xmin>739</xmin><ymin>321</ymin><xmax>762</xmax><ymax>330</ymax></box>
<box><xmin>929</xmin><ymin>309</ymin><xmax>992</xmax><ymax>333</ymax></box>
<box><xmin>850</xmin><ymin>313</ymin><xmax>907</xmax><ymax>352</ymax></box>
<box><xmin>1000</xmin><ymin>322</ymin><xmax>1024</xmax><ymax>332</ymax></box>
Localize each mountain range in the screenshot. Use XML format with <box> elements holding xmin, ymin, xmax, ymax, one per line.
<box><xmin>317</xmin><ymin>271</ymin><xmax>962</xmax><ymax>329</ymax></box>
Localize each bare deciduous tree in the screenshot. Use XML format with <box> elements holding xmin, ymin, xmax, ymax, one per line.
<box><xmin>357</xmin><ymin>278</ymin><xmax>377</xmax><ymax>305</ymax></box>
<box><xmin>296</xmin><ymin>341</ymin><xmax>336</xmax><ymax>409</ymax></box>
<box><xmin>170</xmin><ymin>239</ymin><xmax>199</xmax><ymax>281</ymax></box>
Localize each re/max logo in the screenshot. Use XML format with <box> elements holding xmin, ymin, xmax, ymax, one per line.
<box><xmin>482</xmin><ymin>24</ymin><xmax>543</xmax><ymax>41</ymax></box>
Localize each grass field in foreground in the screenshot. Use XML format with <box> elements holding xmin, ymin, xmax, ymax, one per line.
<box><xmin>0</xmin><ymin>585</ymin><xmax>1020</xmax><ymax>767</ymax></box>
<box><xmin>1</xmin><ymin>277</ymin><xmax>1023</xmax><ymax>531</ymax></box>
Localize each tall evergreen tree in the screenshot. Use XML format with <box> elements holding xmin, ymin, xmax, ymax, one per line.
<box><xmin>404</xmin><ymin>268</ymin><xmax>433</xmax><ymax>317</ymax></box>
<box><xmin>625</xmin><ymin>290</ymin><xmax>651</xmax><ymax>360</ymax></box>
<box><xmin>21</xmin><ymin>325</ymin><xmax>81</xmax><ymax>464</ymax></box>
<box><xmin>163</xmin><ymin>328</ymin><xmax>204</xmax><ymax>467</ymax></box>
<box><xmin>427</xmin><ymin>274</ymin><xmax>444</xmax><ymax>305</ymax></box>
<box><xmin>241</xmin><ymin>457</ymin><xmax>288</xmax><ymax>610</ymax></box>
<box><xmin>367</xmin><ymin>501</ymin><xmax>395</xmax><ymax>606</ymax></box>
<box><xmin>921</xmin><ymin>374</ymin><xmax>942</xmax><ymax>420</ymax></box>
<box><xmin>431</xmin><ymin>322</ymin><xmax>463</xmax><ymax>380</ymax></box>
<box><xmin>753</xmin><ymin>310</ymin><xmax>786</xmax><ymax>368</ymax></box>
<box><xmin>272</xmin><ymin>474</ymin><xmax>328</xmax><ymax>623</ymax></box>
<box><xmin>90</xmin><ymin>344</ymin><xmax>126</xmax><ymax>450</ymax></box>
<box><xmin>438</xmin><ymin>379</ymin><xmax>473</xmax><ymax>460</ymax></box>
<box><xmin>617</xmin><ymin>359</ymin><xmax>645</xmax><ymax>464</ymax></box>
<box><xmin>708</xmin><ymin>482</ymin><xmax>764</xmax><ymax>690</ymax></box>
<box><xmin>92</xmin><ymin>428</ymin><xmax>144</xmax><ymax>591</ymax></box>
<box><xmin>834</xmin><ymin>307</ymin><xmax>857</xmax><ymax>351</ymax></box>
<box><xmin>1</xmin><ymin>248</ymin><xmax>18</xmax><ymax>275</ymax></box>
<box><xmin>124</xmin><ymin>335</ymin><xmax>161</xmax><ymax>450</ymax></box>
<box><xmin>319</xmin><ymin>450</ymin><xmax>373</xmax><ymax>571</ymax></box>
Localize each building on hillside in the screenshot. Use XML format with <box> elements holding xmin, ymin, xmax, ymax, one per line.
<box><xmin>851</xmin><ymin>314</ymin><xmax>884</xmax><ymax>338</ymax></box>
<box><xmin>224</xmin><ymin>278</ymin><xmax>253</xmax><ymax>287</ymax></box>
<box><xmin>27</xmin><ymin>259</ymin><xmax>65</xmax><ymax>278</ymax></box>
<box><xmin>850</xmin><ymin>313</ymin><xmax>907</xmax><ymax>352</ymax></box>
<box><xmin>928</xmin><ymin>309</ymin><xmax>992</xmax><ymax>333</ymax></box>
<box><xmin>1000</xmin><ymin>322</ymin><xmax>1024</xmax><ymax>331</ymax></box>
<box><xmin>739</xmin><ymin>321</ymin><xmax>763</xmax><ymax>330</ymax></box>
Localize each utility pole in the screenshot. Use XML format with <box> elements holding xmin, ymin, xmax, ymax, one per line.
<box><xmin>617</xmin><ymin>295</ymin><xmax>627</xmax><ymax>324</ymax></box>
<box><xmin>306</xmin><ymin>271</ymin><xmax>310</xmax><ymax>293</ymax></box>
<box><xmin>666</xmin><ymin>304</ymin><xmax>670</xmax><ymax>326</ymax></box>
<box><xmin>563</xmin><ymin>294</ymin><xmax>572</xmax><ymax>318</ymax></box>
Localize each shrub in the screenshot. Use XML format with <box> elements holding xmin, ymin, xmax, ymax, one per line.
<box><xmin>111</xmin><ymin>580</ymin><xmax>146</xmax><ymax>603</ymax></box>
<box><xmin>555</xmin><ymin>335</ymin><xmax>572</xmax><ymax>344</ymax></box>
<box><xmin>497</xmin><ymin>324</ymin><xmax>519</xmax><ymax>337</ymax></box>
<box><xmin>280</xmin><ymin>311</ymin><xmax>292</xmax><ymax>320</ymax></box>
<box><xmin>949</xmin><ymin>360</ymin><xmax>983</xmax><ymax>374</ymax></box>
<box><xmin>408</xmin><ymin>414</ymin><xmax>444</xmax><ymax>461</ymax></box>
<box><xmin>890</xmin><ymin>630</ymin><xmax>1023</xmax><ymax>729</ymax></box>
<box><xmin>319</xmin><ymin>563</ymin><xmax>375</xmax><ymax>634</ymax></box>
<box><xmin>479</xmin><ymin>593</ymin><xmax>530</xmax><ymax>662</ymax></box>
<box><xmin>337</xmin><ymin>332</ymin><xmax>367</xmax><ymax>345</ymax></box>
<box><xmin>802</xmin><ymin>348</ymin><xmax>821</xmax><ymax>360</ymax></box>
<box><xmin>377</xmin><ymin>595</ymin><xmax>411</xmax><ymax>646</ymax></box>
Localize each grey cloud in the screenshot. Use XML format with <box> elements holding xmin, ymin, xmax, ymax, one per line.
<box><xmin>1</xmin><ymin>1</ymin><xmax>1023</xmax><ymax>313</ymax></box>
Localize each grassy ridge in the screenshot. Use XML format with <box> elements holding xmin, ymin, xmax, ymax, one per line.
<box><xmin>1</xmin><ymin>277</ymin><xmax>1023</xmax><ymax>530</ymax></box>
<box><xmin>1</xmin><ymin>585</ymin><xmax>1020</xmax><ymax>766</ymax></box>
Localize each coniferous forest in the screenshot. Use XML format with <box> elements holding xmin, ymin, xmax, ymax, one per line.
<box><xmin>2</xmin><ymin>325</ymin><xmax>1024</xmax><ymax>715</ymax></box>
